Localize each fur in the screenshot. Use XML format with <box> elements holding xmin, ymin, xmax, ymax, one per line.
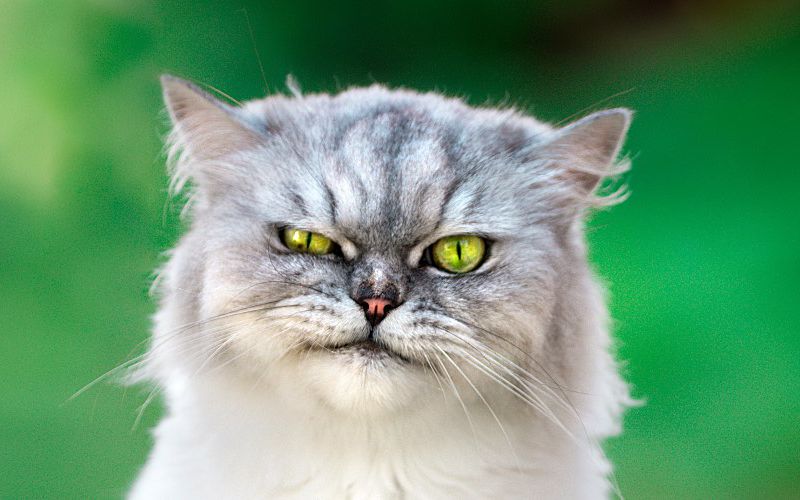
<box><xmin>130</xmin><ymin>76</ymin><xmax>634</xmax><ymax>499</ymax></box>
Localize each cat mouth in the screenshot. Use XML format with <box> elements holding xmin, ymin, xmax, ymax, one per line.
<box><xmin>339</xmin><ymin>339</ymin><xmax>386</xmax><ymax>354</ymax></box>
<box><xmin>324</xmin><ymin>338</ymin><xmax>415</xmax><ymax>364</ymax></box>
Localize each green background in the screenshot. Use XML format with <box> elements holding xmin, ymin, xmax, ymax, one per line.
<box><xmin>1</xmin><ymin>1</ymin><xmax>798</xmax><ymax>497</ymax></box>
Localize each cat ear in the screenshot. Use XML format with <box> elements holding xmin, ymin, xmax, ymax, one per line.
<box><xmin>161</xmin><ymin>74</ymin><xmax>263</xmax><ymax>161</ymax></box>
<box><xmin>161</xmin><ymin>75</ymin><xmax>265</xmax><ymax>196</ymax></box>
<box><xmin>541</xmin><ymin>108</ymin><xmax>632</xmax><ymax>200</ymax></box>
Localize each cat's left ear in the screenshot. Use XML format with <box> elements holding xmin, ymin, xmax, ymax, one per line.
<box><xmin>540</xmin><ymin>108</ymin><xmax>632</xmax><ymax>200</ymax></box>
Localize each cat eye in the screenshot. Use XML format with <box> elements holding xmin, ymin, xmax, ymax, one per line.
<box><xmin>429</xmin><ymin>235</ymin><xmax>486</xmax><ymax>274</ymax></box>
<box><xmin>281</xmin><ymin>227</ymin><xmax>335</xmax><ymax>255</ymax></box>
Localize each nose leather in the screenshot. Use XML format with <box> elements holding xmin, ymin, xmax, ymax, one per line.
<box><xmin>358</xmin><ymin>297</ymin><xmax>395</xmax><ymax>326</ymax></box>
<box><xmin>351</xmin><ymin>258</ymin><xmax>404</xmax><ymax>327</ymax></box>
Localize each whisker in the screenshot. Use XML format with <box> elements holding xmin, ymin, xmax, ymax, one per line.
<box><xmin>438</xmin><ymin>321</ymin><xmax>604</xmax><ymax>462</ymax></box>
<box><xmin>433</xmin><ymin>351</ymin><xmax>479</xmax><ymax>448</ymax></box>
<box><xmin>70</xmin><ymin>299</ymin><xmax>311</xmax><ymax>404</ymax></box>
<box><xmin>455</xmin><ymin>348</ymin><xmax>576</xmax><ymax>441</ymax></box>
<box><xmin>207</xmin><ymin>309</ymin><xmax>318</xmax><ymax>373</ymax></box>
<box><xmin>132</xmin><ymin>386</ymin><xmax>160</xmax><ymax>431</ymax></box>
<box><xmin>456</xmin><ymin>317</ymin><xmax>582</xmax><ymax>393</ymax></box>
<box><xmin>421</xmin><ymin>350</ymin><xmax>447</xmax><ymax>399</ymax></box>
<box><xmin>451</xmin><ymin>317</ymin><xmax>591</xmax><ymax>438</ymax></box>
<box><xmin>437</xmin><ymin>346</ymin><xmax>522</xmax><ymax>472</ymax></box>
<box><xmin>426</xmin><ymin>323</ymin><xmax>579</xmax><ymax>440</ymax></box>
<box><xmin>455</xmin><ymin>348</ymin><xmax>558</xmax><ymax>419</ymax></box>
<box><xmin>67</xmin><ymin>354</ymin><xmax>147</xmax><ymax>402</ymax></box>
<box><xmin>191</xmin><ymin>305</ymin><xmax>314</xmax><ymax>376</ymax></box>
<box><xmin>467</xmin><ymin>342</ymin><xmax>578</xmax><ymax>412</ymax></box>
<box><xmin>430</xmin><ymin>322</ymin><xmax>576</xmax><ymax>412</ymax></box>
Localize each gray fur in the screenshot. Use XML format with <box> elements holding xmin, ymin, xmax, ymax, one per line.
<box><xmin>160</xmin><ymin>77</ymin><xmax>630</xmax><ymax>365</ymax></box>
<box><xmin>133</xmin><ymin>76</ymin><xmax>634</xmax><ymax>498</ymax></box>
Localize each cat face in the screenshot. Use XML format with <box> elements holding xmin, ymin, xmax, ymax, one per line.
<box><xmin>160</xmin><ymin>77</ymin><xmax>630</xmax><ymax>413</ymax></box>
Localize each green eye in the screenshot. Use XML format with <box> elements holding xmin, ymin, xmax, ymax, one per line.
<box><xmin>430</xmin><ymin>235</ymin><xmax>486</xmax><ymax>273</ymax></box>
<box><xmin>282</xmin><ymin>228</ymin><xmax>334</xmax><ymax>255</ymax></box>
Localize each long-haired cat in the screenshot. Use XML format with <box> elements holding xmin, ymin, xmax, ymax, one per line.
<box><xmin>130</xmin><ymin>75</ymin><xmax>633</xmax><ymax>499</ymax></box>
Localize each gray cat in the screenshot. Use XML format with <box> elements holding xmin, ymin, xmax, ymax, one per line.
<box><xmin>130</xmin><ymin>75</ymin><xmax>633</xmax><ymax>499</ymax></box>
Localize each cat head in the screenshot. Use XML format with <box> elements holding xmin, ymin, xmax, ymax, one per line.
<box><xmin>158</xmin><ymin>75</ymin><xmax>630</xmax><ymax>414</ymax></box>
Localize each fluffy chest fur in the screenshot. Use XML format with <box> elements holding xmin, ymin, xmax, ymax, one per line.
<box><xmin>131</xmin><ymin>363</ymin><xmax>617</xmax><ymax>499</ymax></box>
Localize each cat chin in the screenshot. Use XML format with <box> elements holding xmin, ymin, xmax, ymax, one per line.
<box><xmin>296</xmin><ymin>347</ymin><xmax>432</xmax><ymax>415</ymax></box>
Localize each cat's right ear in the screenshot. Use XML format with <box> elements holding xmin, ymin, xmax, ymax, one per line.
<box><xmin>161</xmin><ymin>75</ymin><xmax>264</xmax><ymax>194</ymax></box>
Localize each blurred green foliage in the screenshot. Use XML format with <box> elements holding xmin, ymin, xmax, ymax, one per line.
<box><xmin>1</xmin><ymin>1</ymin><xmax>798</xmax><ymax>497</ymax></box>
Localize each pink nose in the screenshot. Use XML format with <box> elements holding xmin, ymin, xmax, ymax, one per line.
<box><xmin>360</xmin><ymin>297</ymin><xmax>394</xmax><ymax>326</ymax></box>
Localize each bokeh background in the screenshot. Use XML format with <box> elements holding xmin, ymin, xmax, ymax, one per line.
<box><xmin>1</xmin><ymin>0</ymin><xmax>799</xmax><ymax>497</ymax></box>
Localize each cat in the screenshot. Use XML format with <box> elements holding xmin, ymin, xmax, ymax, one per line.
<box><xmin>129</xmin><ymin>74</ymin><xmax>633</xmax><ymax>499</ymax></box>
